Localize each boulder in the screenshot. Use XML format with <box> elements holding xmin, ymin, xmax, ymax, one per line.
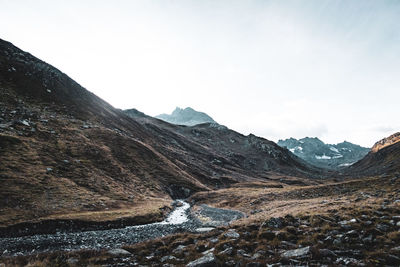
<box><xmin>186</xmin><ymin>252</ymin><xmax>217</xmax><ymax>267</ymax></box>
<box><xmin>107</xmin><ymin>248</ymin><xmax>131</xmax><ymax>257</ymax></box>
<box><xmin>196</xmin><ymin>227</ymin><xmax>215</xmax><ymax>233</ymax></box>
<box><xmin>263</xmin><ymin>217</ymin><xmax>284</xmax><ymax>228</ymax></box>
<box><xmin>218</xmin><ymin>247</ymin><xmax>234</xmax><ymax>256</ymax></box>
<box><xmin>281</xmin><ymin>246</ymin><xmax>311</xmax><ymax>258</ymax></box>
<box><xmin>224</xmin><ymin>229</ymin><xmax>240</xmax><ymax>239</ymax></box>
<box><xmin>161</xmin><ymin>255</ymin><xmax>178</xmax><ymax>263</ymax></box>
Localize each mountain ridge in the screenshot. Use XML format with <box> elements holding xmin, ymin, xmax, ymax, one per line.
<box><xmin>155</xmin><ymin>107</ymin><xmax>216</xmax><ymax>126</ymax></box>
<box><xmin>0</xmin><ymin>38</ymin><xmax>323</xmax><ymax>229</ymax></box>
<box><xmin>278</xmin><ymin>137</ymin><xmax>370</xmax><ymax>169</ymax></box>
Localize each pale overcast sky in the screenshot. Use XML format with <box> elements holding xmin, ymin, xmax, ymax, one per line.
<box><xmin>1</xmin><ymin>0</ymin><xmax>399</xmax><ymax>147</ymax></box>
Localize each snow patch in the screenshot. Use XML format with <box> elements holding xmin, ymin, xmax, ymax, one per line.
<box><xmin>330</xmin><ymin>147</ymin><xmax>339</xmax><ymax>153</ymax></box>
<box><xmin>289</xmin><ymin>146</ymin><xmax>303</xmax><ymax>153</ymax></box>
<box><xmin>339</xmin><ymin>162</ymin><xmax>355</xmax><ymax>167</ymax></box>
<box><xmin>315</xmin><ymin>154</ymin><xmax>332</xmax><ymax>160</ymax></box>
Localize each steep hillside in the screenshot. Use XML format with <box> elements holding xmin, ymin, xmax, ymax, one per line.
<box><xmin>156</xmin><ymin>107</ymin><xmax>216</xmax><ymax>126</ymax></box>
<box><xmin>0</xmin><ymin>39</ymin><xmax>211</xmax><ymax>228</ymax></box>
<box><xmin>347</xmin><ymin>132</ymin><xmax>400</xmax><ymax>176</ymax></box>
<box><xmin>278</xmin><ymin>137</ymin><xmax>369</xmax><ymax>169</ymax></box>
<box><xmin>0</xmin><ymin>38</ymin><xmax>322</xmax><ymax>230</ymax></box>
<box><xmin>126</xmin><ymin>115</ymin><xmax>327</xmax><ymax>185</ymax></box>
<box><xmin>371</xmin><ymin>132</ymin><xmax>400</xmax><ymax>152</ymax></box>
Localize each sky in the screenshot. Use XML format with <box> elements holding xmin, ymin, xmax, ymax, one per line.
<box><xmin>1</xmin><ymin>0</ymin><xmax>399</xmax><ymax>147</ymax></box>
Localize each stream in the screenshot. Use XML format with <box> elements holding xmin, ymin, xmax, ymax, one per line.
<box><xmin>0</xmin><ymin>200</ymin><xmax>244</xmax><ymax>256</ymax></box>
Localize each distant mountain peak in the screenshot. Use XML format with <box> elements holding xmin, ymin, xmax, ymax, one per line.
<box><xmin>155</xmin><ymin>107</ymin><xmax>216</xmax><ymax>126</ymax></box>
<box><xmin>278</xmin><ymin>137</ymin><xmax>370</xmax><ymax>170</ymax></box>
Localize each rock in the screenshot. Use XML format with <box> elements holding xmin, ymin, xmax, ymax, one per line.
<box><xmin>202</xmin><ymin>248</ymin><xmax>215</xmax><ymax>255</ymax></box>
<box><xmin>335</xmin><ymin>257</ymin><xmax>361</xmax><ymax>265</ymax></box>
<box><xmin>362</xmin><ymin>235</ymin><xmax>374</xmax><ymax>243</ymax></box>
<box><xmin>346</xmin><ymin>230</ymin><xmax>359</xmax><ymax>238</ymax></box>
<box><xmin>196</xmin><ymin>244</ymin><xmax>207</xmax><ymax>253</ymax></box>
<box><xmin>173</xmin><ymin>245</ymin><xmax>186</xmax><ymax>253</ymax></box>
<box><xmin>263</xmin><ymin>217</ymin><xmax>284</xmax><ymax>228</ymax></box>
<box><xmin>218</xmin><ymin>247</ymin><xmax>234</xmax><ymax>256</ymax></box>
<box><xmin>281</xmin><ymin>246</ymin><xmax>311</xmax><ymax>258</ymax></box>
<box><xmin>251</xmin><ymin>251</ymin><xmax>265</xmax><ymax>260</ymax></box>
<box><xmin>20</xmin><ymin>120</ymin><xmax>30</xmax><ymax>126</ymax></box>
<box><xmin>339</xmin><ymin>218</ymin><xmax>357</xmax><ymax>225</ymax></box>
<box><xmin>196</xmin><ymin>227</ymin><xmax>215</xmax><ymax>233</ymax></box>
<box><xmin>333</xmin><ymin>239</ymin><xmax>342</xmax><ymax>246</ymax></box>
<box><xmin>281</xmin><ymin>241</ymin><xmax>297</xmax><ymax>248</ymax></box>
<box><xmin>237</xmin><ymin>249</ymin><xmax>251</xmax><ymax>257</ymax></box>
<box><xmin>209</xmin><ymin>238</ymin><xmax>219</xmax><ymax>243</ymax></box>
<box><xmin>66</xmin><ymin>257</ymin><xmax>79</xmax><ymax>265</ymax></box>
<box><xmin>0</xmin><ymin>124</ymin><xmax>8</xmax><ymax>129</ymax></box>
<box><xmin>319</xmin><ymin>249</ymin><xmax>337</xmax><ymax>258</ymax></box>
<box><xmin>224</xmin><ymin>229</ymin><xmax>239</xmax><ymax>239</ymax></box>
<box><xmin>376</xmin><ymin>224</ymin><xmax>390</xmax><ymax>232</ymax></box>
<box><xmin>397</xmin><ymin>221</ymin><xmax>400</xmax><ymax>227</ymax></box>
<box><xmin>390</xmin><ymin>246</ymin><xmax>400</xmax><ymax>252</ymax></box>
<box><xmin>107</xmin><ymin>248</ymin><xmax>132</xmax><ymax>257</ymax></box>
<box><xmin>250</xmin><ymin>209</ymin><xmax>262</xmax><ymax>214</ymax></box>
<box><xmin>186</xmin><ymin>252</ymin><xmax>217</xmax><ymax>267</ymax></box>
<box><xmin>161</xmin><ymin>255</ymin><xmax>177</xmax><ymax>263</ymax></box>
<box><xmin>224</xmin><ymin>260</ymin><xmax>236</xmax><ymax>266</ymax></box>
<box><xmin>386</xmin><ymin>254</ymin><xmax>400</xmax><ymax>265</ymax></box>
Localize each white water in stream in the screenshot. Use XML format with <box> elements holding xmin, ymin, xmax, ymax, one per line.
<box><xmin>159</xmin><ymin>200</ymin><xmax>190</xmax><ymax>225</ymax></box>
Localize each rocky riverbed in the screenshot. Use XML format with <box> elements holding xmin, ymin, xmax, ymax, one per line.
<box><xmin>0</xmin><ymin>200</ymin><xmax>244</xmax><ymax>257</ymax></box>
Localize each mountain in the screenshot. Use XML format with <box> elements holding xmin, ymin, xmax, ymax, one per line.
<box><xmin>0</xmin><ymin>38</ymin><xmax>322</xmax><ymax>230</ymax></box>
<box><xmin>155</xmin><ymin>107</ymin><xmax>216</xmax><ymax>126</ymax></box>
<box><xmin>371</xmin><ymin>132</ymin><xmax>400</xmax><ymax>152</ymax></box>
<box><xmin>277</xmin><ymin>137</ymin><xmax>370</xmax><ymax>169</ymax></box>
<box><xmin>347</xmin><ymin>132</ymin><xmax>400</xmax><ymax>176</ymax></box>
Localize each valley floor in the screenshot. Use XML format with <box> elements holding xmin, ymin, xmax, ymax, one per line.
<box><xmin>1</xmin><ymin>175</ymin><xmax>400</xmax><ymax>266</ymax></box>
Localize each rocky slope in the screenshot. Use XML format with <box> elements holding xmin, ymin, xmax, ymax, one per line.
<box><xmin>347</xmin><ymin>132</ymin><xmax>400</xmax><ymax>176</ymax></box>
<box><xmin>0</xmin><ymin>38</ymin><xmax>322</xmax><ymax>229</ymax></box>
<box><xmin>371</xmin><ymin>132</ymin><xmax>400</xmax><ymax>153</ymax></box>
<box><xmin>278</xmin><ymin>137</ymin><xmax>369</xmax><ymax>169</ymax></box>
<box><xmin>3</xmin><ymin>175</ymin><xmax>400</xmax><ymax>266</ymax></box>
<box><xmin>155</xmin><ymin>107</ymin><xmax>216</xmax><ymax>126</ymax></box>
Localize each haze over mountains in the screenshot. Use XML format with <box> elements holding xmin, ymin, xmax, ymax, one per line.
<box><xmin>0</xmin><ymin>38</ymin><xmax>322</xmax><ymax>229</ymax></box>
<box><xmin>278</xmin><ymin>137</ymin><xmax>370</xmax><ymax>170</ymax></box>
<box><xmin>1</xmin><ymin>37</ymin><xmax>400</xmax><ymax>266</ymax></box>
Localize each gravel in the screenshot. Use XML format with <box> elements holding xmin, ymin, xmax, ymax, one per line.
<box><xmin>0</xmin><ymin>200</ymin><xmax>244</xmax><ymax>256</ymax></box>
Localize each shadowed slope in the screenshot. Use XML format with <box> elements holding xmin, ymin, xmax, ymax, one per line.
<box><xmin>1</xmin><ymin>38</ymin><xmax>323</xmax><ymax>229</ymax></box>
